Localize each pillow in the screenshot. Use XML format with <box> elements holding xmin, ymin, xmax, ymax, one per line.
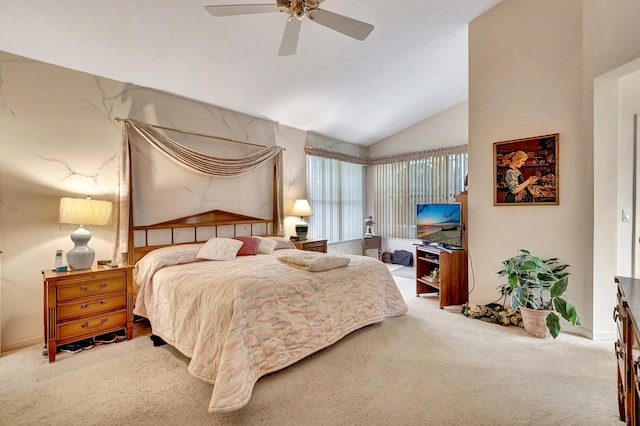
<box><xmin>134</xmin><ymin>243</ymin><xmax>204</xmax><ymax>290</ymax></box>
<box><xmin>266</xmin><ymin>236</ymin><xmax>296</xmax><ymax>250</ymax></box>
<box><xmin>197</xmin><ymin>238</ymin><xmax>243</xmax><ymax>261</ymax></box>
<box><xmin>233</xmin><ymin>236</ymin><xmax>260</xmax><ymax>256</ymax></box>
<box><xmin>256</xmin><ymin>236</ymin><xmax>278</xmax><ymax>254</ymax></box>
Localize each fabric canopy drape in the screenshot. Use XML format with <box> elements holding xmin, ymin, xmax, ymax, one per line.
<box><xmin>114</xmin><ymin>118</ymin><xmax>284</xmax><ymax>263</ymax></box>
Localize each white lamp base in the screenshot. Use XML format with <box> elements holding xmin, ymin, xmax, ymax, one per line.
<box><xmin>67</xmin><ymin>226</ymin><xmax>95</xmax><ymax>270</ymax></box>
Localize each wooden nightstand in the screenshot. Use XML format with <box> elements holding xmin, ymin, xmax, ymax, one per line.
<box><xmin>363</xmin><ymin>236</ymin><xmax>382</xmax><ymax>260</ymax></box>
<box><xmin>293</xmin><ymin>239</ymin><xmax>327</xmax><ymax>253</ymax></box>
<box><xmin>42</xmin><ymin>264</ymin><xmax>134</xmax><ymax>362</ymax></box>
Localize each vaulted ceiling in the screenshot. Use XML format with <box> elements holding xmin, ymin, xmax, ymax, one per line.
<box><xmin>0</xmin><ymin>0</ymin><xmax>502</xmax><ymax>145</ymax></box>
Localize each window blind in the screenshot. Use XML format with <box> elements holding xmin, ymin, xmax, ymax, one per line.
<box><xmin>372</xmin><ymin>150</ymin><xmax>468</xmax><ymax>239</ymax></box>
<box><xmin>307</xmin><ymin>155</ymin><xmax>365</xmax><ymax>243</ymax></box>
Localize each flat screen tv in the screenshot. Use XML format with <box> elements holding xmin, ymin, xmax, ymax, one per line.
<box><xmin>416</xmin><ymin>203</ymin><xmax>463</xmax><ymax>249</ymax></box>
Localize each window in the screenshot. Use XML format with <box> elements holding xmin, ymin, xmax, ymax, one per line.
<box><xmin>306</xmin><ymin>153</ymin><xmax>365</xmax><ymax>243</ymax></box>
<box><xmin>371</xmin><ymin>146</ymin><xmax>468</xmax><ymax>239</ymax></box>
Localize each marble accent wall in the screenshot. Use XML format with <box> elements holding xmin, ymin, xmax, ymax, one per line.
<box><xmin>0</xmin><ymin>50</ymin><xmax>365</xmax><ymax>351</ymax></box>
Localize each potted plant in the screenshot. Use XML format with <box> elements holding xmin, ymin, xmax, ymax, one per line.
<box><xmin>497</xmin><ymin>249</ymin><xmax>580</xmax><ymax>338</ymax></box>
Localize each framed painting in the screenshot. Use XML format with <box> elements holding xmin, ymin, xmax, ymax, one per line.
<box><xmin>494</xmin><ymin>133</ymin><xmax>558</xmax><ymax>206</ymax></box>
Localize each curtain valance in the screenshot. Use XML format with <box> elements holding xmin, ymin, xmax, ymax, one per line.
<box><xmin>304</xmin><ymin>146</ymin><xmax>368</xmax><ymax>165</ymax></box>
<box><xmin>124</xmin><ymin>119</ymin><xmax>283</xmax><ymax>176</ymax></box>
<box><xmin>114</xmin><ymin>119</ymin><xmax>284</xmax><ymax>263</ymax></box>
<box><xmin>367</xmin><ymin>144</ymin><xmax>468</xmax><ymax>166</ymax></box>
<box><xmin>305</xmin><ymin>144</ymin><xmax>468</xmax><ymax>166</ymax></box>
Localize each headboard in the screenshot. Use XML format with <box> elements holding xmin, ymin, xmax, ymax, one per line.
<box><xmin>129</xmin><ymin>209</ymin><xmax>274</xmax><ymax>264</ymax></box>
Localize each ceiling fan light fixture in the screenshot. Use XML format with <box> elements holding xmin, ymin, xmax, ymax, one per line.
<box><xmin>206</xmin><ymin>0</ymin><xmax>374</xmax><ymax>55</ymax></box>
<box><xmin>278</xmin><ymin>0</ymin><xmax>319</xmax><ymax>20</ymax></box>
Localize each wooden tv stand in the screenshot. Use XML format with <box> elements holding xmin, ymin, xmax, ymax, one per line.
<box><xmin>415</xmin><ymin>244</ymin><xmax>468</xmax><ymax>308</ymax></box>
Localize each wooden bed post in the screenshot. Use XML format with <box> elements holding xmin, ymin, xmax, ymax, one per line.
<box><xmin>273</xmin><ymin>165</ymin><xmax>278</xmax><ymax>236</ymax></box>
<box><xmin>127</xmin><ymin>142</ymin><xmax>134</xmax><ymax>265</ymax></box>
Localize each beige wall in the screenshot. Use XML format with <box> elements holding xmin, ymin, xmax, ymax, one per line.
<box><xmin>0</xmin><ymin>51</ymin><xmax>362</xmax><ymax>352</ymax></box>
<box><xmin>5</xmin><ymin>0</ymin><xmax>639</xmax><ymax>352</ymax></box>
<box><xmin>616</xmin><ymin>70</ymin><xmax>640</xmax><ymax>276</ymax></box>
<box><xmin>367</xmin><ymin>0</ymin><xmax>640</xmax><ymax>340</ymax></box>
<box><xmin>469</xmin><ymin>0</ymin><xmax>640</xmax><ymax>339</ymax></box>
<box><xmin>369</xmin><ymin>100</ymin><xmax>468</xmax><ymax>158</ymax></box>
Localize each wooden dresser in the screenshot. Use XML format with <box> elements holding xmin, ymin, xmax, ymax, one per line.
<box><xmin>293</xmin><ymin>239</ymin><xmax>327</xmax><ymax>253</ymax></box>
<box><xmin>42</xmin><ymin>265</ymin><xmax>134</xmax><ymax>362</ymax></box>
<box><xmin>615</xmin><ymin>276</ymin><xmax>640</xmax><ymax>424</ymax></box>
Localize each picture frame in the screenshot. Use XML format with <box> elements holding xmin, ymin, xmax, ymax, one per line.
<box><xmin>493</xmin><ymin>133</ymin><xmax>559</xmax><ymax>206</ymax></box>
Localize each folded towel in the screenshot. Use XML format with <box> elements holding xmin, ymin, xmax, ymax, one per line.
<box><xmin>277</xmin><ymin>252</ymin><xmax>350</xmax><ymax>272</ymax></box>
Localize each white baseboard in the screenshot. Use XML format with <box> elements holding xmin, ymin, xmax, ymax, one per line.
<box><xmin>1</xmin><ymin>336</ymin><xmax>42</xmax><ymax>356</ymax></box>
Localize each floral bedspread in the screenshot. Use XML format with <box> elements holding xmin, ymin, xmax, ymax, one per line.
<box><xmin>133</xmin><ymin>249</ymin><xmax>407</xmax><ymax>412</ymax></box>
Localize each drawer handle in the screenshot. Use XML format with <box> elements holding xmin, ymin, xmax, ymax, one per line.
<box><xmin>79</xmin><ymin>301</ymin><xmax>107</xmax><ymax>309</ymax></box>
<box><xmin>613</xmin><ymin>305</ymin><xmax>621</xmax><ymax>322</ymax></box>
<box><xmin>79</xmin><ymin>283</ymin><xmax>108</xmax><ymax>292</ymax></box>
<box><xmin>80</xmin><ymin>318</ymin><xmax>108</xmax><ymax>329</ymax></box>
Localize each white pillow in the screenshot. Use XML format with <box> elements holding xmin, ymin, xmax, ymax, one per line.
<box><xmin>134</xmin><ymin>244</ymin><xmax>204</xmax><ymax>291</ymax></box>
<box><xmin>267</xmin><ymin>236</ymin><xmax>296</xmax><ymax>250</ymax></box>
<box><xmin>256</xmin><ymin>236</ymin><xmax>278</xmax><ymax>254</ymax></box>
<box><xmin>197</xmin><ymin>238</ymin><xmax>243</xmax><ymax>261</ymax></box>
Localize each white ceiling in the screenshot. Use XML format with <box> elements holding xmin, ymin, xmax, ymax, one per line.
<box><xmin>0</xmin><ymin>0</ymin><xmax>501</xmax><ymax>145</ymax></box>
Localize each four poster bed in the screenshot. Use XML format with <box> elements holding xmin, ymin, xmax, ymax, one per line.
<box><xmin>120</xmin><ymin>118</ymin><xmax>408</xmax><ymax>413</ymax></box>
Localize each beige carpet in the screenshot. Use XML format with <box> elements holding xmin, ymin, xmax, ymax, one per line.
<box><xmin>0</xmin><ymin>274</ymin><xmax>623</xmax><ymax>426</ymax></box>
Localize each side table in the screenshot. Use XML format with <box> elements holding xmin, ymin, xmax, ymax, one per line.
<box><xmin>363</xmin><ymin>236</ymin><xmax>382</xmax><ymax>260</ymax></box>
<box><xmin>42</xmin><ymin>264</ymin><xmax>134</xmax><ymax>362</ymax></box>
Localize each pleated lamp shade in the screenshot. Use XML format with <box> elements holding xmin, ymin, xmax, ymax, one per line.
<box><xmin>59</xmin><ymin>197</ymin><xmax>113</xmax><ymax>270</ymax></box>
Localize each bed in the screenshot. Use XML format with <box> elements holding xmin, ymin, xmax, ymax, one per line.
<box><xmin>130</xmin><ymin>210</ymin><xmax>408</xmax><ymax>413</ymax></box>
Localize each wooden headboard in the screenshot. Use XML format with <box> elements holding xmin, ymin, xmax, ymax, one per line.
<box><xmin>129</xmin><ymin>209</ymin><xmax>274</xmax><ymax>264</ymax></box>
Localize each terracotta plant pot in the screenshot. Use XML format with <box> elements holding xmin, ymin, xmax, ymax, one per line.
<box><xmin>519</xmin><ymin>306</ymin><xmax>550</xmax><ymax>338</ymax></box>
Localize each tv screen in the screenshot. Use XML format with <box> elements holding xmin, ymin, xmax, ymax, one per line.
<box><xmin>416</xmin><ymin>203</ymin><xmax>463</xmax><ymax>249</ymax></box>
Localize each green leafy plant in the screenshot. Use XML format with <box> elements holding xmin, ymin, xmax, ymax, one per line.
<box><xmin>497</xmin><ymin>249</ymin><xmax>580</xmax><ymax>338</ymax></box>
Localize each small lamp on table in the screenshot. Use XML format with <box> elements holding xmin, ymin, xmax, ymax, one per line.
<box><xmin>291</xmin><ymin>199</ymin><xmax>313</xmax><ymax>240</ymax></box>
<box><xmin>59</xmin><ymin>196</ymin><xmax>113</xmax><ymax>270</ymax></box>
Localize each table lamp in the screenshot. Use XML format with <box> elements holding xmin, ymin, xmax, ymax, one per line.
<box><xmin>291</xmin><ymin>199</ymin><xmax>313</xmax><ymax>240</ymax></box>
<box><xmin>59</xmin><ymin>197</ymin><xmax>113</xmax><ymax>270</ymax></box>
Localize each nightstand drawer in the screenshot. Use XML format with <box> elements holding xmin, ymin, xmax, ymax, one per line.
<box><xmin>58</xmin><ymin>293</ymin><xmax>127</xmax><ymax>321</ymax></box>
<box><xmin>303</xmin><ymin>242</ymin><xmax>325</xmax><ymax>251</ymax></box>
<box><xmin>57</xmin><ymin>276</ymin><xmax>125</xmax><ymax>301</ymax></box>
<box><xmin>294</xmin><ymin>239</ymin><xmax>327</xmax><ymax>253</ymax></box>
<box><xmin>58</xmin><ymin>309</ymin><xmax>127</xmax><ymax>341</ymax></box>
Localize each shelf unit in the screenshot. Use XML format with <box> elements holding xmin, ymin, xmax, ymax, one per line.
<box><xmin>416</xmin><ymin>245</ymin><xmax>468</xmax><ymax>308</ymax></box>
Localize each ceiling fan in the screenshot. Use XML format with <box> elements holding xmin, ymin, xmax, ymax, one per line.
<box><xmin>204</xmin><ymin>1</ymin><xmax>374</xmax><ymax>56</ymax></box>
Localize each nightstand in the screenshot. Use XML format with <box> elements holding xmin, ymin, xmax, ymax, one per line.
<box><xmin>363</xmin><ymin>236</ymin><xmax>382</xmax><ymax>260</ymax></box>
<box><xmin>293</xmin><ymin>239</ymin><xmax>327</xmax><ymax>253</ymax></box>
<box><xmin>42</xmin><ymin>264</ymin><xmax>134</xmax><ymax>362</ymax></box>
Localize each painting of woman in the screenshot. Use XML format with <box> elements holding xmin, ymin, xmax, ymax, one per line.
<box><xmin>503</xmin><ymin>150</ymin><xmax>538</xmax><ymax>203</ymax></box>
<box><xmin>493</xmin><ymin>134</ymin><xmax>558</xmax><ymax>206</ymax></box>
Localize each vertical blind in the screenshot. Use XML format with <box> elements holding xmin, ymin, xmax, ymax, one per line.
<box><xmin>372</xmin><ymin>149</ymin><xmax>468</xmax><ymax>239</ymax></box>
<box><xmin>307</xmin><ymin>155</ymin><xmax>365</xmax><ymax>243</ymax></box>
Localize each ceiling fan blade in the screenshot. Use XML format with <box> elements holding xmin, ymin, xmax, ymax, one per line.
<box><xmin>309</xmin><ymin>8</ymin><xmax>374</xmax><ymax>41</ymax></box>
<box><xmin>205</xmin><ymin>4</ymin><xmax>279</xmax><ymax>17</ymax></box>
<box><xmin>278</xmin><ymin>18</ymin><xmax>301</xmax><ymax>56</ymax></box>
